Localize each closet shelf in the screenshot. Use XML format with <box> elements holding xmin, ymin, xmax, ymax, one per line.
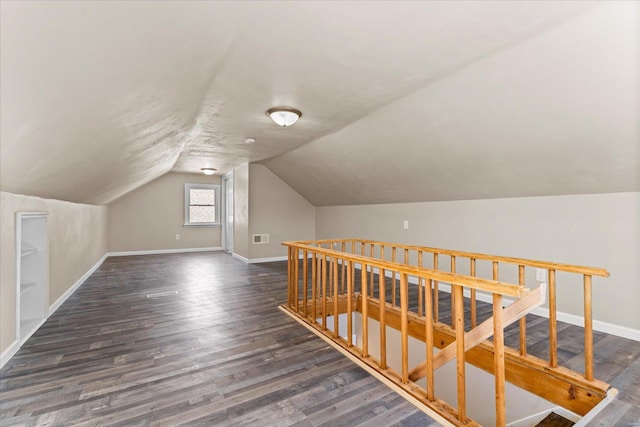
<box><xmin>21</xmin><ymin>246</ymin><xmax>38</xmax><ymax>257</ymax></box>
<box><xmin>20</xmin><ymin>282</ymin><xmax>37</xmax><ymax>295</ymax></box>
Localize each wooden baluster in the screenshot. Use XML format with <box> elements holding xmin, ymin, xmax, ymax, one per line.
<box><xmin>518</xmin><ymin>265</ymin><xmax>527</xmax><ymax>356</ymax></box>
<box><xmin>494</xmin><ymin>293</ymin><xmax>506</xmax><ymax>427</ymax></box>
<box><xmin>492</xmin><ymin>261</ymin><xmax>499</xmax><ymax>332</ymax></box>
<box><xmin>347</xmin><ymin>260</ymin><xmax>353</xmax><ymax>347</ymax></box>
<box><xmin>549</xmin><ymin>269</ymin><xmax>558</xmax><ymax>368</ymax></box>
<box><xmin>294</xmin><ymin>248</ymin><xmax>299</xmax><ymax>313</ymax></box>
<box><xmin>322</xmin><ymin>255</ymin><xmax>327</xmax><ymax>330</ymax></box>
<box><xmin>311</xmin><ymin>252</ymin><xmax>317</xmax><ymax>321</ymax></box>
<box><xmin>418</xmin><ymin>251</ymin><xmax>424</xmax><ymax>317</ymax></box>
<box><xmin>451</xmin><ymin>256</ymin><xmax>457</xmax><ymax>329</ymax></box>
<box><xmin>470</xmin><ymin>258</ymin><xmax>477</xmax><ymax>328</ymax></box>
<box><xmin>404</xmin><ymin>249</ymin><xmax>410</xmax><ymax>313</ymax></box>
<box><xmin>359</xmin><ymin>242</ymin><xmax>365</xmax><ymax>296</ymax></box>
<box><xmin>362</xmin><ymin>262</ymin><xmax>369</xmax><ymax>358</ymax></box>
<box><xmin>433</xmin><ymin>253</ymin><xmax>439</xmax><ymax>322</ymax></box>
<box><xmin>584</xmin><ymin>274</ymin><xmax>594</xmax><ymax>380</ymax></box>
<box><xmin>302</xmin><ymin>250</ymin><xmax>308</xmax><ymax>317</ymax></box>
<box><xmin>400</xmin><ymin>273</ymin><xmax>409</xmax><ymax>383</ymax></box>
<box><xmin>454</xmin><ymin>284</ymin><xmax>466</xmax><ymax>422</ymax></box>
<box><xmin>380</xmin><ymin>244</ymin><xmax>385</xmax><ymax>301</ymax></box>
<box><xmin>333</xmin><ymin>257</ymin><xmax>339</xmax><ymax>338</ymax></box>
<box><xmin>391</xmin><ymin>247</ymin><xmax>397</xmax><ymax>306</ymax></box>
<box><xmin>287</xmin><ymin>247</ymin><xmax>293</xmax><ymax>308</ymax></box>
<box><xmin>341</xmin><ymin>242</ymin><xmax>346</xmax><ymax>295</ymax></box>
<box><xmin>425</xmin><ymin>271</ymin><xmax>435</xmax><ymax>401</ymax></box>
<box><xmin>369</xmin><ymin>244</ymin><xmax>375</xmax><ymax>296</ymax></box>
<box><xmin>380</xmin><ymin>265</ymin><xmax>387</xmax><ymax>369</ymax></box>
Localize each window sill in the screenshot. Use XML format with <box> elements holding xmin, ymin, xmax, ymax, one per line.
<box><xmin>183</xmin><ymin>223</ymin><xmax>221</xmax><ymax>227</ymax></box>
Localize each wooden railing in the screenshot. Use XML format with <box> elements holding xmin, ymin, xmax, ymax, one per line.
<box><xmin>281</xmin><ymin>239</ymin><xmax>611</xmax><ymax>426</ymax></box>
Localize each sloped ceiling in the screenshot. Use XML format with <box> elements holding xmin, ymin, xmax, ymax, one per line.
<box><xmin>1</xmin><ymin>1</ymin><xmax>637</xmax><ymax>206</ymax></box>
<box><xmin>264</xmin><ymin>1</ymin><xmax>640</xmax><ymax>205</ymax></box>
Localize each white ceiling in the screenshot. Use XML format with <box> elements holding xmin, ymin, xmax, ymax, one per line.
<box><xmin>1</xmin><ymin>1</ymin><xmax>637</xmax><ymax>205</ymax></box>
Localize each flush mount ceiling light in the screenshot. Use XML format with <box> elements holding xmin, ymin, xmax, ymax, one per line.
<box><xmin>266</xmin><ymin>107</ymin><xmax>302</xmax><ymax>127</ymax></box>
<box><xmin>244</xmin><ymin>137</ymin><xmax>256</xmax><ymax>144</ymax></box>
<box><xmin>200</xmin><ymin>168</ymin><xmax>217</xmax><ymax>175</ymax></box>
<box><xmin>189</xmin><ymin>150</ymin><xmax>216</xmax><ymax>157</ymax></box>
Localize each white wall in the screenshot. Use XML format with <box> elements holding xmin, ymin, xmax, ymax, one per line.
<box><xmin>233</xmin><ymin>164</ymin><xmax>250</xmax><ymax>259</ymax></box>
<box><xmin>264</xmin><ymin>1</ymin><xmax>639</xmax><ymax>206</ymax></box>
<box><xmin>108</xmin><ymin>172</ymin><xmax>221</xmax><ymax>252</ymax></box>
<box><xmin>316</xmin><ymin>192</ymin><xmax>640</xmax><ymax>331</ymax></box>
<box><xmin>248</xmin><ymin>164</ymin><xmax>315</xmax><ymax>260</ymax></box>
<box><xmin>0</xmin><ymin>191</ymin><xmax>108</xmax><ymax>355</ymax></box>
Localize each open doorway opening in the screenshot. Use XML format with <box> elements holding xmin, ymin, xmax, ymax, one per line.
<box><xmin>222</xmin><ymin>172</ymin><xmax>234</xmax><ymax>253</ymax></box>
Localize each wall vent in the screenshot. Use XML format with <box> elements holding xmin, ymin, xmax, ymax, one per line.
<box><xmin>253</xmin><ymin>234</ymin><xmax>269</xmax><ymax>244</ymax></box>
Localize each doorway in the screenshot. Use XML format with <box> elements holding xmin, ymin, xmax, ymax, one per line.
<box><xmin>222</xmin><ymin>172</ymin><xmax>234</xmax><ymax>253</ymax></box>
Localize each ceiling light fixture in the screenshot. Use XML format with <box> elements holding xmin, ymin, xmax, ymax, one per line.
<box><xmin>189</xmin><ymin>150</ymin><xmax>216</xmax><ymax>157</ymax></box>
<box><xmin>200</xmin><ymin>168</ymin><xmax>217</xmax><ymax>175</ymax></box>
<box><xmin>266</xmin><ymin>107</ymin><xmax>302</xmax><ymax>127</ymax></box>
<box><xmin>244</xmin><ymin>138</ymin><xmax>256</xmax><ymax>144</ymax></box>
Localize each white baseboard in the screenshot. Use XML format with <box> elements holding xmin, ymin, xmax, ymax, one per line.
<box><xmin>357</xmin><ymin>265</ymin><xmax>640</xmax><ymax>342</ymax></box>
<box><xmin>49</xmin><ymin>253</ymin><xmax>108</xmax><ymax>314</ymax></box>
<box><xmin>439</xmin><ymin>282</ymin><xmax>640</xmax><ymax>341</ymax></box>
<box><xmin>246</xmin><ymin>255</ymin><xmax>288</xmax><ymax>264</ymax></box>
<box><xmin>108</xmin><ymin>247</ymin><xmax>223</xmax><ymax>257</ymax></box>
<box><xmin>1</xmin><ymin>252</ymin><xmax>109</xmax><ymax>370</ymax></box>
<box><xmin>0</xmin><ymin>340</ymin><xmax>20</xmax><ymax>370</ymax></box>
<box><xmin>232</xmin><ymin>253</ymin><xmax>249</xmax><ymax>263</ymax></box>
<box><xmin>232</xmin><ymin>254</ymin><xmax>301</xmax><ymax>264</ymax></box>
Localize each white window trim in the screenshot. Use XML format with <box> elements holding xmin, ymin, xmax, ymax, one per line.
<box><xmin>184</xmin><ymin>183</ymin><xmax>221</xmax><ymax>227</ymax></box>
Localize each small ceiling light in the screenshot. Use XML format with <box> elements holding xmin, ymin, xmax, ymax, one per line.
<box><xmin>244</xmin><ymin>137</ymin><xmax>256</xmax><ymax>144</ymax></box>
<box><xmin>266</xmin><ymin>107</ymin><xmax>302</xmax><ymax>127</ymax></box>
<box><xmin>200</xmin><ymin>168</ymin><xmax>217</xmax><ymax>175</ymax></box>
<box><xmin>189</xmin><ymin>150</ymin><xmax>216</xmax><ymax>157</ymax></box>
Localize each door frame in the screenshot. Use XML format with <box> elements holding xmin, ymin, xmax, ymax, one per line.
<box><xmin>222</xmin><ymin>172</ymin><xmax>234</xmax><ymax>253</ymax></box>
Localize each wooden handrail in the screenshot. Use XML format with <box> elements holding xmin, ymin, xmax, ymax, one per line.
<box><xmin>292</xmin><ymin>238</ymin><xmax>609</xmax><ymax>277</ymax></box>
<box><xmin>282</xmin><ymin>240</ymin><xmax>611</xmax><ymax>427</ymax></box>
<box><xmin>283</xmin><ymin>242</ymin><xmax>529</xmax><ymax>298</ymax></box>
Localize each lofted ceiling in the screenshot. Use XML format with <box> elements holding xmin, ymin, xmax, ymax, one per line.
<box><xmin>1</xmin><ymin>1</ymin><xmax>637</xmax><ymax>206</ymax></box>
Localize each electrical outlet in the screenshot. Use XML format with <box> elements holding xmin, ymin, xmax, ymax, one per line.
<box><xmin>175</xmin><ymin>234</ymin><xmax>180</xmax><ymax>240</ymax></box>
<box><xmin>536</xmin><ymin>268</ymin><xmax>545</xmax><ymax>282</ymax></box>
<box><xmin>403</xmin><ymin>220</ymin><xmax>409</xmax><ymax>230</ymax></box>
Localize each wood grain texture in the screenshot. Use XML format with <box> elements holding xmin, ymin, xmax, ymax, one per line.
<box><xmin>0</xmin><ymin>252</ymin><xmax>438</xmax><ymax>427</ymax></box>
<box><xmin>290</xmin><ymin>254</ymin><xmax>638</xmax><ymax>423</ymax></box>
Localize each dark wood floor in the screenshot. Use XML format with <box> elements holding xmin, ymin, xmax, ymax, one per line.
<box><xmin>0</xmin><ymin>252</ymin><xmax>439</xmax><ymax>426</ymax></box>
<box><xmin>1</xmin><ymin>252</ymin><xmax>638</xmax><ymax>426</ymax></box>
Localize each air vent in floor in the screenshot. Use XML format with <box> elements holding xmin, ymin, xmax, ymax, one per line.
<box><xmin>146</xmin><ymin>291</ymin><xmax>178</xmax><ymax>298</ymax></box>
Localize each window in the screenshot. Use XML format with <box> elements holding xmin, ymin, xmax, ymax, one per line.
<box><xmin>184</xmin><ymin>183</ymin><xmax>220</xmax><ymax>226</ymax></box>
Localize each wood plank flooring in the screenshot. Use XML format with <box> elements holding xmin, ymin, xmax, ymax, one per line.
<box><xmin>297</xmin><ymin>265</ymin><xmax>640</xmax><ymax>425</ymax></box>
<box><xmin>0</xmin><ymin>252</ymin><xmax>438</xmax><ymax>426</ymax></box>
<box><xmin>1</xmin><ymin>252</ymin><xmax>639</xmax><ymax>426</ymax></box>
